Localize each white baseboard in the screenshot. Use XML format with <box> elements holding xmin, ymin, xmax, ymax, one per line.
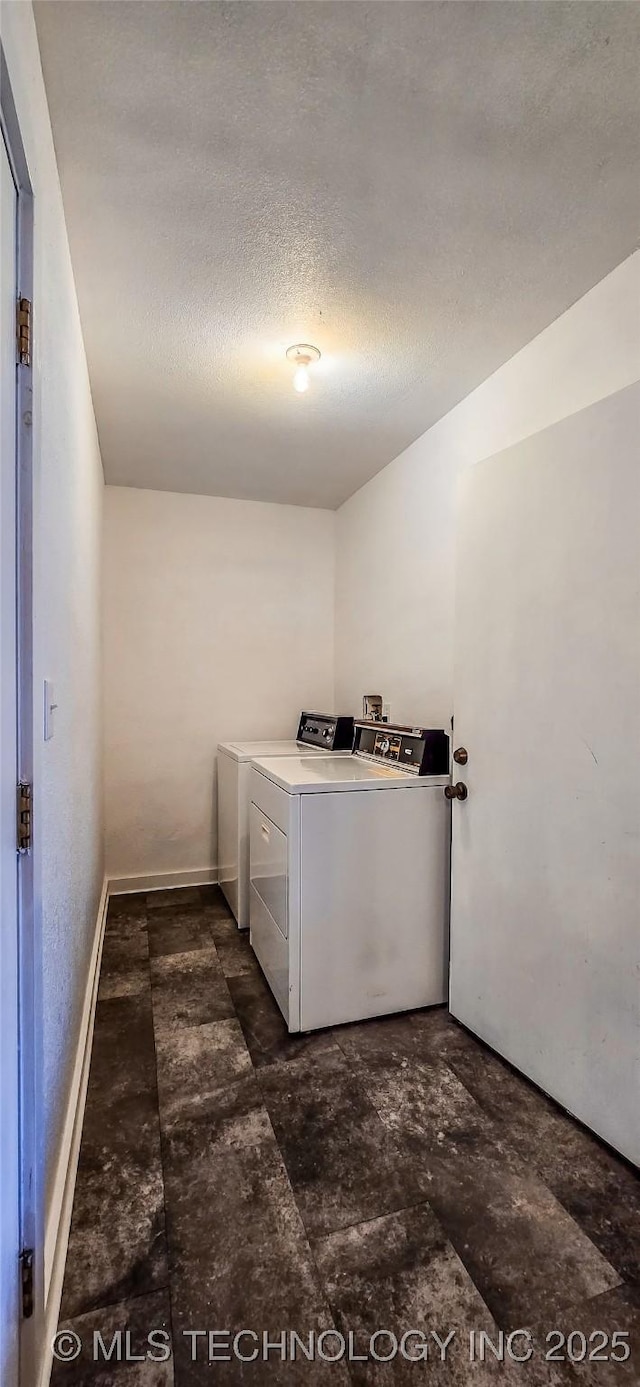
<box><xmin>107</xmin><ymin>866</ymin><xmax>218</xmax><ymax>895</ymax></box>
<box><xmin>39</xmin><ymin>875</ymin><xmax>109</xmax><ymax>1387</ymax></box>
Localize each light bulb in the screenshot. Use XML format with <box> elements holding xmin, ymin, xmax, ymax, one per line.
<box><xmin>286</xmin><ymin>343</ymin><xmax>320</xmax><ymax>392</ymax></box>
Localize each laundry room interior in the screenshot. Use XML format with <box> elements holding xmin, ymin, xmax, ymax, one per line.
<box><xmin>1</xmin><ymin>3</ymin><xmax>639</xmax><ymax>1385</ymax></box>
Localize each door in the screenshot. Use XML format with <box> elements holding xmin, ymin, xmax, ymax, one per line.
<box><xmin>450</xmin><ymin>383</ymin><xmax>640</xmax><ymax>1166</ymax></box>
<box><xmin>0</xmin><ymin>125</ymin><xmax>21</xmax><ymax>1387</ymax></box>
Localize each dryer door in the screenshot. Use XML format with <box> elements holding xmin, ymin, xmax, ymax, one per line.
<box><xmin>249</xmin><ymin>804</ymin><xmax>288</xmax><ymax>939</ymax></box>
<box><xmin>249</xmin><ymin>801</ymin><xmax>292</xmax><ymax>1027</ymax></box>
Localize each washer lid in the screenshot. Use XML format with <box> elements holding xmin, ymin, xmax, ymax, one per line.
<box><xmin>218</xmin><ymin>740</ymin><xmax>335</xmax><ymax>762</ymax></box>
<box><xmin>251</xmin><ymin>755</ymin><xmax>450</xmax><ymax>794</ymax></box>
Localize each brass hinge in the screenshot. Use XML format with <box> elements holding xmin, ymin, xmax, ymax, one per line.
<box><xmin>20</xmin><ymin>1249</ymin><xmax>34</xmax><ymax>1319</ymax></box>
<box><xmin>17</xmin><ymin>297</ymin><xmax>31</xmax><ymax>366</ymax></box>
<box><xmin>17</xmin><ymin>781</ymin><xmax>32</xmax><ymax>854</ymax></box>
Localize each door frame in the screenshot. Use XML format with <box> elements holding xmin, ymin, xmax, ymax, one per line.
<box><xmin>1</xmin><ymin>45</ymin><xmax>42</xmax><ymax>1387</ymax></box>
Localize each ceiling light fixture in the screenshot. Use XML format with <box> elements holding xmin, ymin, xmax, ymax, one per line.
<box><xmin>286</xmin><ymin>343</ymin><xmax>321</xmax><ymax>394</ymax></box>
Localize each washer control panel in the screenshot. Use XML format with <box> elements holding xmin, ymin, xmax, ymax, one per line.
<box><xmin>354</xmin><ymin>721</ymin><xmax>449</xmax><ymax>775</ymax></box>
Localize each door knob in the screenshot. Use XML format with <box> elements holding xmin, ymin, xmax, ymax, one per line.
<box><xmin>444</xmin><ymin>782</ymin><xmax>468</xmax><ymax>801</ymax></box>
<box><xmin>453</xmin><ymin>746</ymin><xmax>468</xmax><ymax>765</ymax></box>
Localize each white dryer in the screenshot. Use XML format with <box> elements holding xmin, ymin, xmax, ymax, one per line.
<box><xmin>217</xmin><ymin>713</ymin><xmax>354</xmax><ymax>928</ymax></box>
<box><xmin>249</xmin><ymin>722</ymin><xmax>450</xmax><ymax>1031</ymax></box>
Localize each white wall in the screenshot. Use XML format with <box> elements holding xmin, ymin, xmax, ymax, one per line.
<box><xmin>103</xmin><ymin>487</ymin><xmax>335</xmax><ymax>885</ymax></box>
<box><xmin>1</xmin><ymin>0</ymin><xmax>104</xmax><ymax>1251</ymax></box>
<box><xmin>335</xmin><ymin>252</ymin><xmax>640</xmax><ymax>727</ymax></box>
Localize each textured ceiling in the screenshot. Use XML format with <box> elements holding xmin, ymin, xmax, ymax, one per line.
<box><xmin>34</xmin><ymin>0</ymin><xmax>640</xmax><ymax>509</ymax></box>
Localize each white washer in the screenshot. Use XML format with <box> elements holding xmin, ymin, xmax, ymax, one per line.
<box><xmin>249</xmin><ymin>723</ymin><xmax>451</xmax><ymax>1031</ymax></box>
<box><xmin>218</xmin><ymin>713</ymin><xmax>353</xmax><ymax>928</ymax></box>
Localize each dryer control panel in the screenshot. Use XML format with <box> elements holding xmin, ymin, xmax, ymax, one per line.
<box><xmin>297</xmin><ymin>712</ymin><xmax>354</xmax><ymax>751</ymax></box>
<box><xmin>354</xmin><ymin>721</ymin><xmax>449</xmax><ymax>774</ymax></box>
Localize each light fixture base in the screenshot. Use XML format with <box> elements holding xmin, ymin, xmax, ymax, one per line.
<box><xmin>286</xmin><ymin>343</ymin><xmax>321</xmax><ymax>366</ymax></box>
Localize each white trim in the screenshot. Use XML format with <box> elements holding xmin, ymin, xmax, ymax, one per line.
<box><xmin>107</xmin><ymin>866</ymin><xmax>217</xmax><ymax>895</ymax></box>
<box><xmin>38</xmin><ymin>876</ymin><xmax>109</xmax><ymax>1387</ymax></box>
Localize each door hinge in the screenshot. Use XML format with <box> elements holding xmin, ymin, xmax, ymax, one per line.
<box><xmin>17</xmin><ymin>297</ymin><xmax>31</xmax><ymax>367</ymax></box>
<box><xmin>17</xmin><ymin>781</ymin><xmax>32</xmax><ymax>854</ymax></box>
<box><xmin>20</xmin><ymin>1249</ymin><xmax>34</xmax><ymax>1319</ymax></box>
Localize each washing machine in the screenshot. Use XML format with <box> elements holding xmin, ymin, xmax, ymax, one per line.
<box><xmin>217</xmin><ymin>712</ymin><xmax>354</xmax><ymax>928</ymax></box>
<box><xmin>249</xmin><ymin>721</ymin><xmax>450</xmax><ymax>1031</ymax></box>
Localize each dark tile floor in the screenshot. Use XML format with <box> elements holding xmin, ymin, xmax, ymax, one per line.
<box><xmin>52</xmin><ymin>887</ymin><xmax>640</xmax><ymax>1386</ymax></box>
